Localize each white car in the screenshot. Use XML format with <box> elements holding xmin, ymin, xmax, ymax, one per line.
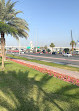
<box><xmin>39</xmin><ymin>52</ymin><xmax>43</xmax><ymax>54</ymax></box>
<box><xmin>20</xmin><ymin>51</ymin><xmax>25</xmax><ymax>54</ymax></box>
<box><xmin>63</xmin><ymin>53</ymin><xmax>72</xmax><ymax>57</ymax></box>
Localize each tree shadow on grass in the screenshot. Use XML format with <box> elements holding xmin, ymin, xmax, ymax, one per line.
<box><xmin>0</xmin><ymin>62</ymin><xmax>12</xmax><ymax>65</ymax></box>
<box><xmin>33</xmin><ymin>75</ymin><xmax>79</xmax><ymax>111</ymax></box>
<box><xmin>0</xmin><ymin>70</ymin><xmax>79</xmax><ymax>111</ymax></box>
<box><xmin>0</xmin><ymin>62</ymin><xmax>13</xmax><ymax>68</ymax></box>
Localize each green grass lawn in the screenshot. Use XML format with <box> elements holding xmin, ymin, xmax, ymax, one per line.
<box><xmin>7</xmin><ymin>54</ymin><xmax>79</xmax><ymax>72</ymax></box>
<box><xmin>0</xmin><ymin>59</ymin><xmax>79</xmax><ymax>111</ymax></box>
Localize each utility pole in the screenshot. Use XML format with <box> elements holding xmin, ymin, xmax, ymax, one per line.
<box><xmin>71</xmin><ymin>30</ymin><xmax>73</xmax><ymax>41</ymax></box>
<box><xmin>19</xmin><ymin>37</ymin><xmax>20</xmax><ymax>55</ymax></box>
<box><xmin>36</xmin><ymin>30</ymin><xmax>38</xmax><ymax>52</ymax></box>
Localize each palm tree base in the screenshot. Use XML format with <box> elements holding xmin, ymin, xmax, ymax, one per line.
<box><xmin>1</xmin><ymin>66</ymin><xmax>5</xmax><ymax>71</ymax></box>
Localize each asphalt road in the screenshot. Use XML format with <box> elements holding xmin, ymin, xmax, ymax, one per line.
<box><xmin>14</xmin><ymin>53</ymin><xmax>79</xmax><ymax>67</ymax></box>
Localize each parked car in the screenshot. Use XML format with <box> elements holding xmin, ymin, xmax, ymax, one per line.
<box><xmin>20</xmin><ymin>51</ymin><xmax>25</xmax><ymax>54</ymax></box>
<box><xmin>63</xmin><ymin>53</ymin><xmax>72</xmax><ymax>57</ymax></box>
<box><xmin>59</xmin><ymin>52</ymin><xmax>62</xmax><ymax>54</ymax></box>
<box><xmin>42</xmin><ymin>50</ymin><xmax>46</xmax><ymax>53</ymax></box>
<box><xmin>52</xmin><ymin>52</ymin><xmax>57</xmax><ymax>55</ymax></box>
<box><xmin>39</xmin><ymin>52</ymin><xmax>43</xmax><ymax>54</ymax></box>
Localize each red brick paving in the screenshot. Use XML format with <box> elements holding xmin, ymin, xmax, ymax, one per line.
<box><xmin>15</xmin><ymin>59</ymin><xmax>79</xmax><ymax>79</ymax></box>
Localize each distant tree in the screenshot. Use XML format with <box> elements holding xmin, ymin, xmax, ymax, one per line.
<box><xmin>37</xmin><ymin>49</ymin><xmax>40</xmax><ymax>52</ymax></box>
<box><xmin>70</xmin><ymin>40</ymin><xmax>76</xmax><ymax>51</ymax></box>
<box><xmin>44</xmin><ymin>45</ymin><xmax>48</xmax><ymax>51</ymax></box>
<box><xmin>64</xmin><ymin>48</ymin><xmax>69</xmax><ymax>53</ymax></box>
<box><xmin>40</xmin><ymin>47</ymin><xmax>43</xmax><ymax>49</ymax></box>
<box><xmin>50</xmin><ymin>43</ymin><xmax>55</xmax><ymax>51</ymax></box>
<box><xmin>74</xmin><ymin>48</ymin><xmax>76</xmax><ymax>50</ymax></box>
<box><xmin>47</xmin><ymin>49</ymin><xmax>51</xmax><ymax>53</ymax></box>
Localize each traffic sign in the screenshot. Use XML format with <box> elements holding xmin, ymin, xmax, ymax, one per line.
<box><xmin>27</xmin><ymin>46</ymin><xmax>31</xmax><ymax>49</ymax></box>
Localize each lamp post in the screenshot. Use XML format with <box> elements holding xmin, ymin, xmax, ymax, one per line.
<box><xmin>19</xmin><ymin>37</ymin><xmax>20</xmax><ymax>55</ymax></box>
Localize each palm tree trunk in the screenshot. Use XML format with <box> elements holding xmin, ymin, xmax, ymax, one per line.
<box><xmin>1</xmin><ymin>32</ymin><xmax>5</xmax><ymax>69</ymax></box>
<box><xmin>72</xmin><ymin>44</ymin><xmax>73</xmax><ymax>51</ymax></box>
<box><xmin>52</xmin><ymin>47</ymin><xmax>53</xmax><ymax>52</ymax></box>
<box><xmin>75</xmin><ymin>43</ymin><xmax>76</xmax><ymax>49</ymax></box>
<box><xmin>4</xmin><ymin>38</ymin><xmax>6</xmax><ymax>61</ymax></box>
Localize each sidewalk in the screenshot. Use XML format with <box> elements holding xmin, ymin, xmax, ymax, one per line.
<box><xmin>10</xmin><ymin>58</ymin><xmax>79</xmax><ymax>79</ymax></box>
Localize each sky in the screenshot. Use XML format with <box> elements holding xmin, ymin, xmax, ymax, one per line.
<box><xmin>6</xmin><ymin>0</ymin><xmax>79</xmax><ymax>47</ymax></box>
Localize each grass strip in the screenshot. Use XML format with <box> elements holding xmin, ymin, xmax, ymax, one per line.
<box><xmin>7</xmin><ymin>54</ymin><xmax>79</xmax><ymax>72</ymax></box>
<box><xmin>0</xmin><ymin>60</ymin><xmax>79</xmax><ymax>111</ymax></box>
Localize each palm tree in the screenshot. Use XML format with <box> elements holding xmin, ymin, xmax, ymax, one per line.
<box><xmin>0</xmin><ymin>0</ymin><xmax>29</xmax><ymax>69</ymax></box>
<box><xmin>44</xmin><ymin>45</ymin><xmax>47</xmax><ymax>51</ymax></box>
<box><xmin>75</xmin><ymin>42</ymin><xmax>77</xmax><ymax>48</ymax></box>
<box><xmin>70</xmin><ymin>40</ymin><xmax>76</xmax><ymax>51</ymax></box>
<box><xmin>50</xmin><ymin>43</ymin><xmax>55</xmax><ymax>52</ymax></box>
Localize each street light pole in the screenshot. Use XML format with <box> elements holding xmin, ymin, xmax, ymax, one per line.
<box><xmin>19</xmin><ymin>37</ymin><xmax>20</xmax><ymax>55</ymax></box>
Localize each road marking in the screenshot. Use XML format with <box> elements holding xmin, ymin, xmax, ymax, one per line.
<box><xmin>67</xmin><ymin>64</ymin><xmax>79</xmax><ymax>68</ymax></box>
<box><xmin>26</xmin><ymin>57</ymin><xmax>35</xmax><ymax>59</ymax></box>
<box><xmin>40</xmin><ymin>60</ymin><xmax>52</xmax><ymax>62</ymax></box>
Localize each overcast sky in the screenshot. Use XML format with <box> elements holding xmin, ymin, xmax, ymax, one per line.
<box><xmin>6</xmin><ymin>0</ymin><xmax>79</xmax><ymax>47</ymax></box>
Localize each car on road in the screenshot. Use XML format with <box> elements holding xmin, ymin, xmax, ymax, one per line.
<box><xmin>63</xmin><ymin>53</ymin><xmax>72</xmax><ymax>57</ymax></box>
<box><xmin>20</xmin><ymin>51</ymin><xmax>25</xmax><ymax>54</ymax></box>
<box><xmin>52</xmin><ymin>52</ymin><xmax>57</xmax><ymax>55</ymax></box>
<box><xmin>39</xmin><ymin>52</ymin><xmax>43</xmax><ymax>54</ymax></box>
<box><xmin>42</xmin><ymin>50</ymin><xmax>46</xmax><ymax>53</ymax></box>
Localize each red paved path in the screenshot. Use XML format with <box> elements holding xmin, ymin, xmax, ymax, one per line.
<box><xmin>14</xmin><ymin>59</ymin><xmax>79</xmax><ymax>79</ymax></box>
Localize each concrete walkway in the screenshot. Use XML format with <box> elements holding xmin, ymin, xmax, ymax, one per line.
<box><xmin>14</xmin><ymin>59</ymin><xmax>79</xmax><ymax>79</ymax></box>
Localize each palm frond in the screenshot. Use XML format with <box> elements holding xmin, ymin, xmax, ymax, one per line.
<box><xmin>0</xmin><ymin>0</ymin><xmax>5</xmax><ymax>20</ymax></box>
<box><xmin>15</xmin><ymin>11</ymin><xmax>23</xmax><ymax>15</ymax></box>
<box><xmin>2</xmin><ymin>0</ymin><xmax>5</xmax><ymax>7</ymax></box>
<box><xmin>0</xmin><ymin>21</ymin><xmax>18</xmax><ymax>34</ymax></box>
<box><xmin>0</xmin><ymin>0</ymin><xmax>29</xmax><ymax>39</ymax></box>
<box><xmin>0</xmin><ymin>1</ymin><xmax>2</xmax><ymax>18</ymax></box>
<box><xmin>6</xmin><ymin>0</ymin><xmax>11</xmax><ymax>7</ymax></box>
